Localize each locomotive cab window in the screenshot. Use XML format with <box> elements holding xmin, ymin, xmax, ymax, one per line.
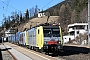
<box><xmin>43</xmin><ymin>27</ymin><xmax>60</xmax><ymax>37</ymax></box>
<box><xmin>52</xmin><ymin>29</ymin><xmax>60</xmax><ymax>37</ymax></box>
<box><xmin>38</xmin><ymin>29</ymin><xmax>39</xmax><ymax>34</ymax></box>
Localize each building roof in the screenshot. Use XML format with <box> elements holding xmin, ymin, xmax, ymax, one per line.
<box><xmin>68</xmin><ymin>23</ymin><xmax>88</xmax><ymax>27</ymax></box>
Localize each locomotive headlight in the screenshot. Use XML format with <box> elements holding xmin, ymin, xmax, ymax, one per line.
<box><xmin>59</xmin><ymin>41</ymin><xmax>61</xmax><ymax>43</ymax></box>
<box><xmin>58</xmin><ymin>41</ymin><xmax>61</xmax><ymax>44</ymax></box>
<box><xmin>46</xmin><ymin>46</ymin><xmax>48</xmax><ymax>49</ymax></box>
<box><xmin>44</xmin><ymin>41</ymin><xmax>48</xmax><ymax>44</ymax></box>
<box><xmin>58</xmin><ymin>46</ymin><xmax>60</xmax><ymax>49</ymax></box>
<box><xmin>44</xmin><ymin>45</ymin><xmax>48</xmax><ymax>49</ymax></box>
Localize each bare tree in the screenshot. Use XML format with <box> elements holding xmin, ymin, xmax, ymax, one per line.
<box><xmin>80</xmin><ymin>7</ymin><xmax>88</xmax><ymax>23</ymax></box>
<box><xmin>59</xmin><ymin>3</ymin><xmax>71</xmax><ymax>35</ymax></box>
<box><xmin>71</xmin><ymin>9</ymin><xmax>76</xmax><ymax>23</ymax></box>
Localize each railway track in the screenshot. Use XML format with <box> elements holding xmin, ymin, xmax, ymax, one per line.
<box><xmin>58</xmin><ymin>51</ymin><xmax>90</xmax><ymax>60</ymax></box>
<box><xmin>44</xmin><ymin>50</ymin><xmax>90</xmax><ymax>60</ymax></box>
<box><xmin>48</xmin><ymin>46</ymin><xmax>90</xmax><ymax>60</ymax></box>
<box><xmin>4</xmin><ymin>42</ymin><xmax>90</xmax><ymax>60</ymax></box>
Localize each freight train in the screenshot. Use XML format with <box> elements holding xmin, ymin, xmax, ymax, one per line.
<box><xmin>8</xmin><ymin>24</ymin><xmax>63</xmax><ymax>53</ymax></box>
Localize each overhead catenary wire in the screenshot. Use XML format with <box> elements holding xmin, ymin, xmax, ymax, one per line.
<box><xmin>6</xmin><ymin>0</ymin><xmax>10</xmax><ymax>11</ymax></box>
<box><xmin>0</xmin><ymin>6</ymin><xmax>11</xmax><ymax>14</ymax></box>
<box><xmin>0</xmin><ymin>0</ymin><xmax>21</xmax><ymax>12</ymax></box>
<box><xmin>0</xmin><ymin>0</ymin><xmax>25</xmax><ymax>18</ymax></box>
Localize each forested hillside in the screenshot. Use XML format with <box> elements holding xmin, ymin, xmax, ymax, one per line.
<box><xmin>45</xmin><ymin>0</ymin><xmax>88</xmax><ymax>34</ymax></box>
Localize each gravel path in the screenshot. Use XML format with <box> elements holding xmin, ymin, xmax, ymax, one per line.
<box><xmin>58</xmin><ymin>52</ymin><xmax>90</xmax><ymax>60</ymax></box>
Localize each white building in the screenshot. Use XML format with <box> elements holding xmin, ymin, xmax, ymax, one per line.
<box><xmin>63</xmin><ymin>23</ymin><xmax>88</xmax><ymax>43</ymax></box>
<box><xmin>5</xmin><ymin>29</ymin><xmax>15</xmax><ymax>37</ymax></box>
<box><xmin>38</xmin><ymin>13</ymin><xmax>46</xmax><ymax>18</ymax></box>
<box><xmin>3</xmin><ymin>29</ymin><xmax>15</xmax><ymax>41</ymax></box>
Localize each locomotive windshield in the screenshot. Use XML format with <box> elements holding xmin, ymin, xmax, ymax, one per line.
<box><xmin>43</xmin><ymin>26</ymin><xmax>60</xmax><ymax>37</ymax></box>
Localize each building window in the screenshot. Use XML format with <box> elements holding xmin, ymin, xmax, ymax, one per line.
<box><xmin>77</xmin><ymin>31</ymin><xmax>79</xmax><ymax>34</ymax></box>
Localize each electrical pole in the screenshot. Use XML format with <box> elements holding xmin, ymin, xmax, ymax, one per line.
<box><xmin>46</xmin><ymin>12</ymin><xmax>50</xmax><ymax>23</ymax></box>
<box><xmin>88</xmin><ymin>0</ymin><xmax>90</xmax><ymax>46</ymax></box>
<box><xmin>2</xmin><ymin>7</ymin><xmax>4</xmax><ymax>44</ymax></box>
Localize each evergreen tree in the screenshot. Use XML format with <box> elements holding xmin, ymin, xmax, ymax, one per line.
<box><xmin>35</xmin><ymin>5</ymin><xmax>38</xmax><ymax>14</ymax></box>
<box><xmin>20</xmin><ymin>13</ymin><xmax>23</xmax><ymax>22</ymax></box>
<box><xmin>26</xmin><ymin>9</ymin><xmax>29</xmax><ymax>20</ymax></box>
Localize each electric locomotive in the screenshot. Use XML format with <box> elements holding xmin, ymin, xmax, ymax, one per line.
<box><xmin>28</xmin><ymin>24</ymin><xmax>63</xmax><ymax>53</ymax></box>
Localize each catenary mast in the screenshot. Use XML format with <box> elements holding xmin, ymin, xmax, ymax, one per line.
<box><xmin>88</xmin><ymin>0</ymin><xmax>90</xmax><ymax>46</ymax></box>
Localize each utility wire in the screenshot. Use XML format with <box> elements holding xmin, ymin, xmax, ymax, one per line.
<box><xmin>42</xmin><ymin>0</ymin><xmax>53</xmax><ymax>9</ymax></box>
<box><xmin>42</xmin><ymin>0</ymin><xmax>65</xmax><ymax>10</ymax></box>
